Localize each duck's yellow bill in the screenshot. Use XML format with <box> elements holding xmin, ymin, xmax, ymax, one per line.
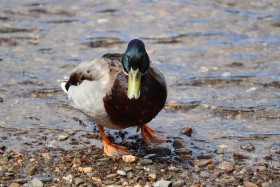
<box><xmin>127</xmin><ymin>68</ymin><xmax>141</xmax><ymax>100</ymax></box>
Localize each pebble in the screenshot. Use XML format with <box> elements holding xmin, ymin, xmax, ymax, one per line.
<box><xmin>216</xmin><ymin>149</ymin><xmax>224</xmax><ymax>154</ymax></box>
<box><xmin>106</xmin><ymin>173</ymin><xmax>118</xmax><ymax>178</ymax></box>
<box><xmin>127</xmin><ymin>171</ymin><xmax>134</xmax><ymax>179</ymax></box>
<box><xmin>0</xmin><ymin>157</ymin><xmax>8</xmax><ymax>165</ymax></box>
<box><xmin>240</xmin><ymin>142</ymin><xmax>255</xmax><ymax>151</ymax></box>
<box><xmin>74</xmin><ymin>177</ymin><xmax>84</xmax><ymax>185</ymax></box>
<box><xmin>138</xmin><ymin>159</ymin><xmax>153</xmax><ymax>165</ymax></box>
<box><xmin>152</xmin><ymin>180</ymin><xmax>172</xmax><ymax>187</ymax></box>
<box><xmin>124</xmin><ymin>166</ymin><xmax>133</xmax><ymax>172</ymax></box>
<box><xmin>168</xmin><ymin>166</ymin><xmax>180</xmax><ymax>171</ymax></box>
<box><xmin>172</xmin><ymin>179</ymin><xmax>185</xmax><ymax>187</ymax></box>
<box><xmin>194</xmin><ymin>165</ymin><xmax>200</xmax><ymax>172</ymax></box>
<box><xmin>257</xmin><ymin>166</ymin><xmax>266</xmax><ymax>172</ymax></box>
<box><xmin>41</xmin><ymin>153</ymin><xmax>52</xmax><ymax>160</ymax></box>
<box><xmin>37</xmin><ymin>176</ymin><xmax>52</xmax><ymax>182</ymax></box>
<box><xmin>261</xmin><ymin>182</ymin><xmax>271</xmax><ymax>187</ymax></box>
<box><xmin>62</xmin><ymin>174</ymin><xmax>73</xmax><ymax>183</ymax></box>
<box><xmin>199</xmin><ymin>171</ymin><xmax>210</xmax><ymax>179</ymax></box>
<box><xmin>9</xmin><ymin>183</ymin><xmax>20</xmax><ymax>187</ymax></box>
<box><xmin>173</xmin><ymin>139</ymin><xmax>186</xmax><ymax>148</ymax></box>
<box><xmin>174</xmin><ymin>148</ymin><xmax>192</xmax><ymax>155</ymax></box>
<box><xmin>117</xmin><ymin>170</ymin><xmax>126</xmax><ymax>176</ymax></box>
<box><xmin>244</xmin><ymin>182</ymin><xmax>258</xmax><ymax>187</ymax></box>
<box><xmin>64</xmin><ymin>129</ymin><xmax>76</xmax><ymax>135</ymax></box>
<box><xmin>191</xmin><ymin>160</ymin><xmax>212</xmax><ymax>167</ymax></box>
<box><xmin>58</xmin><ymin>134</ymin><xmax>69</xmax><ymax>141</ymax></box>
<box><xmin>32</xmin><ymin>178</ymin><xmax>43</xmax><ymax>187</ymax></box>
<box><xmin>122</xmin><ymin>155</ymin><xmax>136</xmax><ymax>163</ymax></box>
<box><xmin>83</xmin><ymin>167</ymin><xmax>93</xmax><ymax>173</ymax></box>
<box><xmin>146</xmin><ymin>148</ymin><xmax>171</xmax><ymax>156</ymax></box>
<box><xmin>148</xmin><ymin>173</ymin><xmax>156</xmax><ymax>180</ymax></box>
<box><xmin>26</xmin><ymin>165</ymin><xmax>37</xmax><ymax>175</ymax></box>
<box><xmin>217</xmin><ymin>161</ymin><xmax>234</xmax><ymax>171</ymax></box>
<box><xmin>8</xmin><ymin>164</ymin><xmax>20</xmax><ymax>172</ymax></box>
<box><xmin>180</xmin><ymin>126</ymin><xmax>192</xmax><ymax>136</ymax></box>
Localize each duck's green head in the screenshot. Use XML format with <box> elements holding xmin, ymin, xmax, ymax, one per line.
<box><xmin>122</xmin><ymin>39</ymin><xmax>150</xmax><ymax>100</ymax></box>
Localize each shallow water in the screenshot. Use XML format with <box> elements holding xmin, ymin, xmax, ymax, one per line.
<box><xmin>1</xmin><ymin>0</ymin><xmax>280</xmax><ymax>165</ymax></box>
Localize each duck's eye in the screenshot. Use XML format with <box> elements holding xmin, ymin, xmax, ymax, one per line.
<box><xmin>127</xmin><ymin>55</ymin><xmax>131</xmax><ymax>61</ymax></box>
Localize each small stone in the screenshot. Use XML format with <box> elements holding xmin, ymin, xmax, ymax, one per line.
<box><xmin>257</xmin><ymin>166</ymin><xmax>266</xmax><ymax>172</ymax></box>
<box><xmin>199</xmin><ymin>171</ymin><xmax>210</xmax><ymax>179</ymax></box>
<box><xmin>153</xmin><ymin>180</ymin><xmax>171</xmax><ymax>187</ymax></box>
<box><xmin>174</xmin><ymin>148</ymin><xmax>192</xmax><ymax>155</ymax></box>
<box><xmin>37</xmin><ymin>176</ymin><xmax>52</xmax><ymax>182</ymax></box>
<box><xmin>8</xmin><ymin>164</ymin><xmax>20</xmax><ymax>172</ymax></box>
<box><xmin>32</xmin><ymin>178</ymin><xmax>43</xmax><ymax>187</ymax></box>
<box><xmin>146</xmin><ymin>148</ymin><xmax>171</xmax><ymax>156</ymax></box>
<box><xmin>216</xmin><ymin>149</ymin><xmax>224</xmax><ymax>154</ymax></box>
<box><xmin>64</xmin><ymin>129</ymin><xmax>76</xmax><ymax>135</ymax></box>
<box><xmin>180</xmin><ymin>126</ymin><xmax>192</xmax><ymax>137</ymax></box>
<box><xmin>172</xmin><ymin>179</ymin><xmax>184</xmax><ymax>187</ymax></box>
<box><xmin>261</xmin><ymin>182</ymin><xmax>271</xmax><ymax>187</ymax></box>
<box><xmin>106</xmin><ymin>173</ymin><xmax>118</xmax><ymax>178</ymax></box>
<box><xmin>240</xmin><ymin>142</ymin><xmax>255</xmax><ymax>152</ymax></box>
<box><xmin>30</xmin><ymin>158</ymin><xmax>35</xmax><ymax>162</ymax></box>
<box><xmin>122</xmin><ymin>155</ymin><xmax>136</xmax><ymax>163</ymax></box>
<box><xmin>168</xmin><ymin>166</ymin><xmax>180</xmax><ymax>171</ymax></box>
<box><xmin>58</xmin><ymin>134</ymin><xmax>69</xmax><ymax>141</ymax></box>
<box><xmin>26</xmin><ymin>165</ymin><xmax>37</xmax><ymax>175</ymax></box>
<box><xmin>190</xmin><ymin>185</ymin><xmax>200</xmax><ymax>187</ymax></box>
<box><xmin>173</xmin><ymin>139</ymin><xmax>186</xmax><ymax>148</ymax></box>
<box><xmin>191</xmin><ymin>160</ymin><xmax>212</xmax><ymax>167</ymax></box>
<box><xmin>83</xmin><ymin>167</ymin><xmax>92</xmax><ymax>173</ymax></box>
<box><xmin>138</xmin><ymin>159</ymin><xmax>153</xmax><ymax>165</ymax></box>
<box><xmin>117</xmin><ymin>170</ymin><xmax>126</xmax><ymax>176</ymax></box>
<box><xmin>124</xmin><ymin>167</ymin><xmax>133</xmax><ymax>172</ymax></box>
<box><xmin>217</xmin><ymin>161</ymin><xmax>234</xmax><ymax>171</ymax></box>
<box><xmin>9</xmin><ymin>183</ymin><xmax>20</xmax><ymax>187</ymax></box>
<box><xmin>62</xmin><ymin>174</ymin><xmax>73</xmax><ymax>183</ymax></box>
<box><xmin>194</xmin><ymin>165</ymin><xmax>200</xmax><ymax>172</ymax></box>
<box><xmin>134</xmin><ymin>184</ymin><xmax>141</xmax><ymax>187</ymax></box>
<box><xmin>0</xmin><ymin>157</ymin><xmax>8</xmax><ymax>164</ymax></box>
<box><xmin>244</xmin><ymin>182</ymin><xmax>258</xmax><ymax>187</ymax></box>
<box><xmin>148</xmin><ymin>173</ymin><xmax>156</xmax><ymax>180</ymax></box>
<box><xmin>41</xmin><ymin>153</ymin><xmax>52</xmax><ymax>160</ymax></box>
<box><xmin>74</xmin><ymin>178</ymin><xmax>84</xmax><ymax>185</ymax></box>
<box><xmin>0</xmin><ymin>165</ymin><xmax>8</xmax><ymax>171</ymax></box>
<box><xmin>166</xmin><ymin>100</ymin><xmax>179</xmax><ymax>109</ymax></box>
<box><xmin>127</xmin><ymin>171</ymin><xmax>133</xmax><ymax>179</ymax></box>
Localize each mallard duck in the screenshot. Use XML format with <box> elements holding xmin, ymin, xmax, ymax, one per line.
<box><xmin>61</xmin><ymin>39</ymin><xmax>167</xmax><ymax>156</ymax></box>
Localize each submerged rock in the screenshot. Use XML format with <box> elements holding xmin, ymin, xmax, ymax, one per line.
<box><xmin>240</xmin><ymin>142</ymin><xmax>255</xmax><ymax>151</ymax></box>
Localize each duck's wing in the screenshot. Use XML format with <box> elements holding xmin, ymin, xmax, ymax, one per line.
<box><xmin>62</xmin><ymin>53</ymin><xmax>123</xmax><ymax>92</ymax></box>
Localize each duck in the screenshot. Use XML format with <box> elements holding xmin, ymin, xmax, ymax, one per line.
<box><xmin>61</xmin><ymin>39</ymin><xmax>167</xmax><ymax>156</ymax></box>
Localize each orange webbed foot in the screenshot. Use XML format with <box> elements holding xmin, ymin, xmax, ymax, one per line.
<box><xmin>97</xmin><ymin>124</ymin><xmax>130</xmax><ymax>156</ymax></box>
<box><xmin>137</xmin><ymin>124</ymin><xmax>167</xmax><ymax>145</ymax></box>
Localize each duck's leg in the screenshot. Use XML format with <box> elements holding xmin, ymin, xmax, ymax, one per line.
<box><xmin>137</xmin><ymin>124</ymin><xmax>167</xmax><ymax>145</ymax></box>
<box><xmin>97</xmin><ymin>124</ymin><xmax>130</xmax><ymax>156</ymax></box>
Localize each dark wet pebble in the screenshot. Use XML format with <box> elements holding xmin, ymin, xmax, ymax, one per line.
<box><xmin>138</xmin><ymin>159</ymin><xmax>153</xmax><ymax>165</ymax></box>
<box><xmin>97</xmin><ymin>157</ymin><xmax>112</xmax><ymax>162</ymax></box>
<box><xmin>173</xmin><ymin>138</ymin><xmax>186</xmax><ymax>148</ymax></box>
<box><xmin>174</xmin><ymin>148</ymin><xmax>192</xmax><ymax>155</ymax></box>
<box><xmin>0</xmin><ymin>97</ymin><xmax>3</xmax><ymax>103</ymax></box>
<box><xmin>146</xmin><ymin>148</ymin><xmax>171</xmax><ymax>156</ymax></box>
<box><xmin>240</xmin><ymin>142</ymin><xmax>255</xmax><ymax>151</ymax></box>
